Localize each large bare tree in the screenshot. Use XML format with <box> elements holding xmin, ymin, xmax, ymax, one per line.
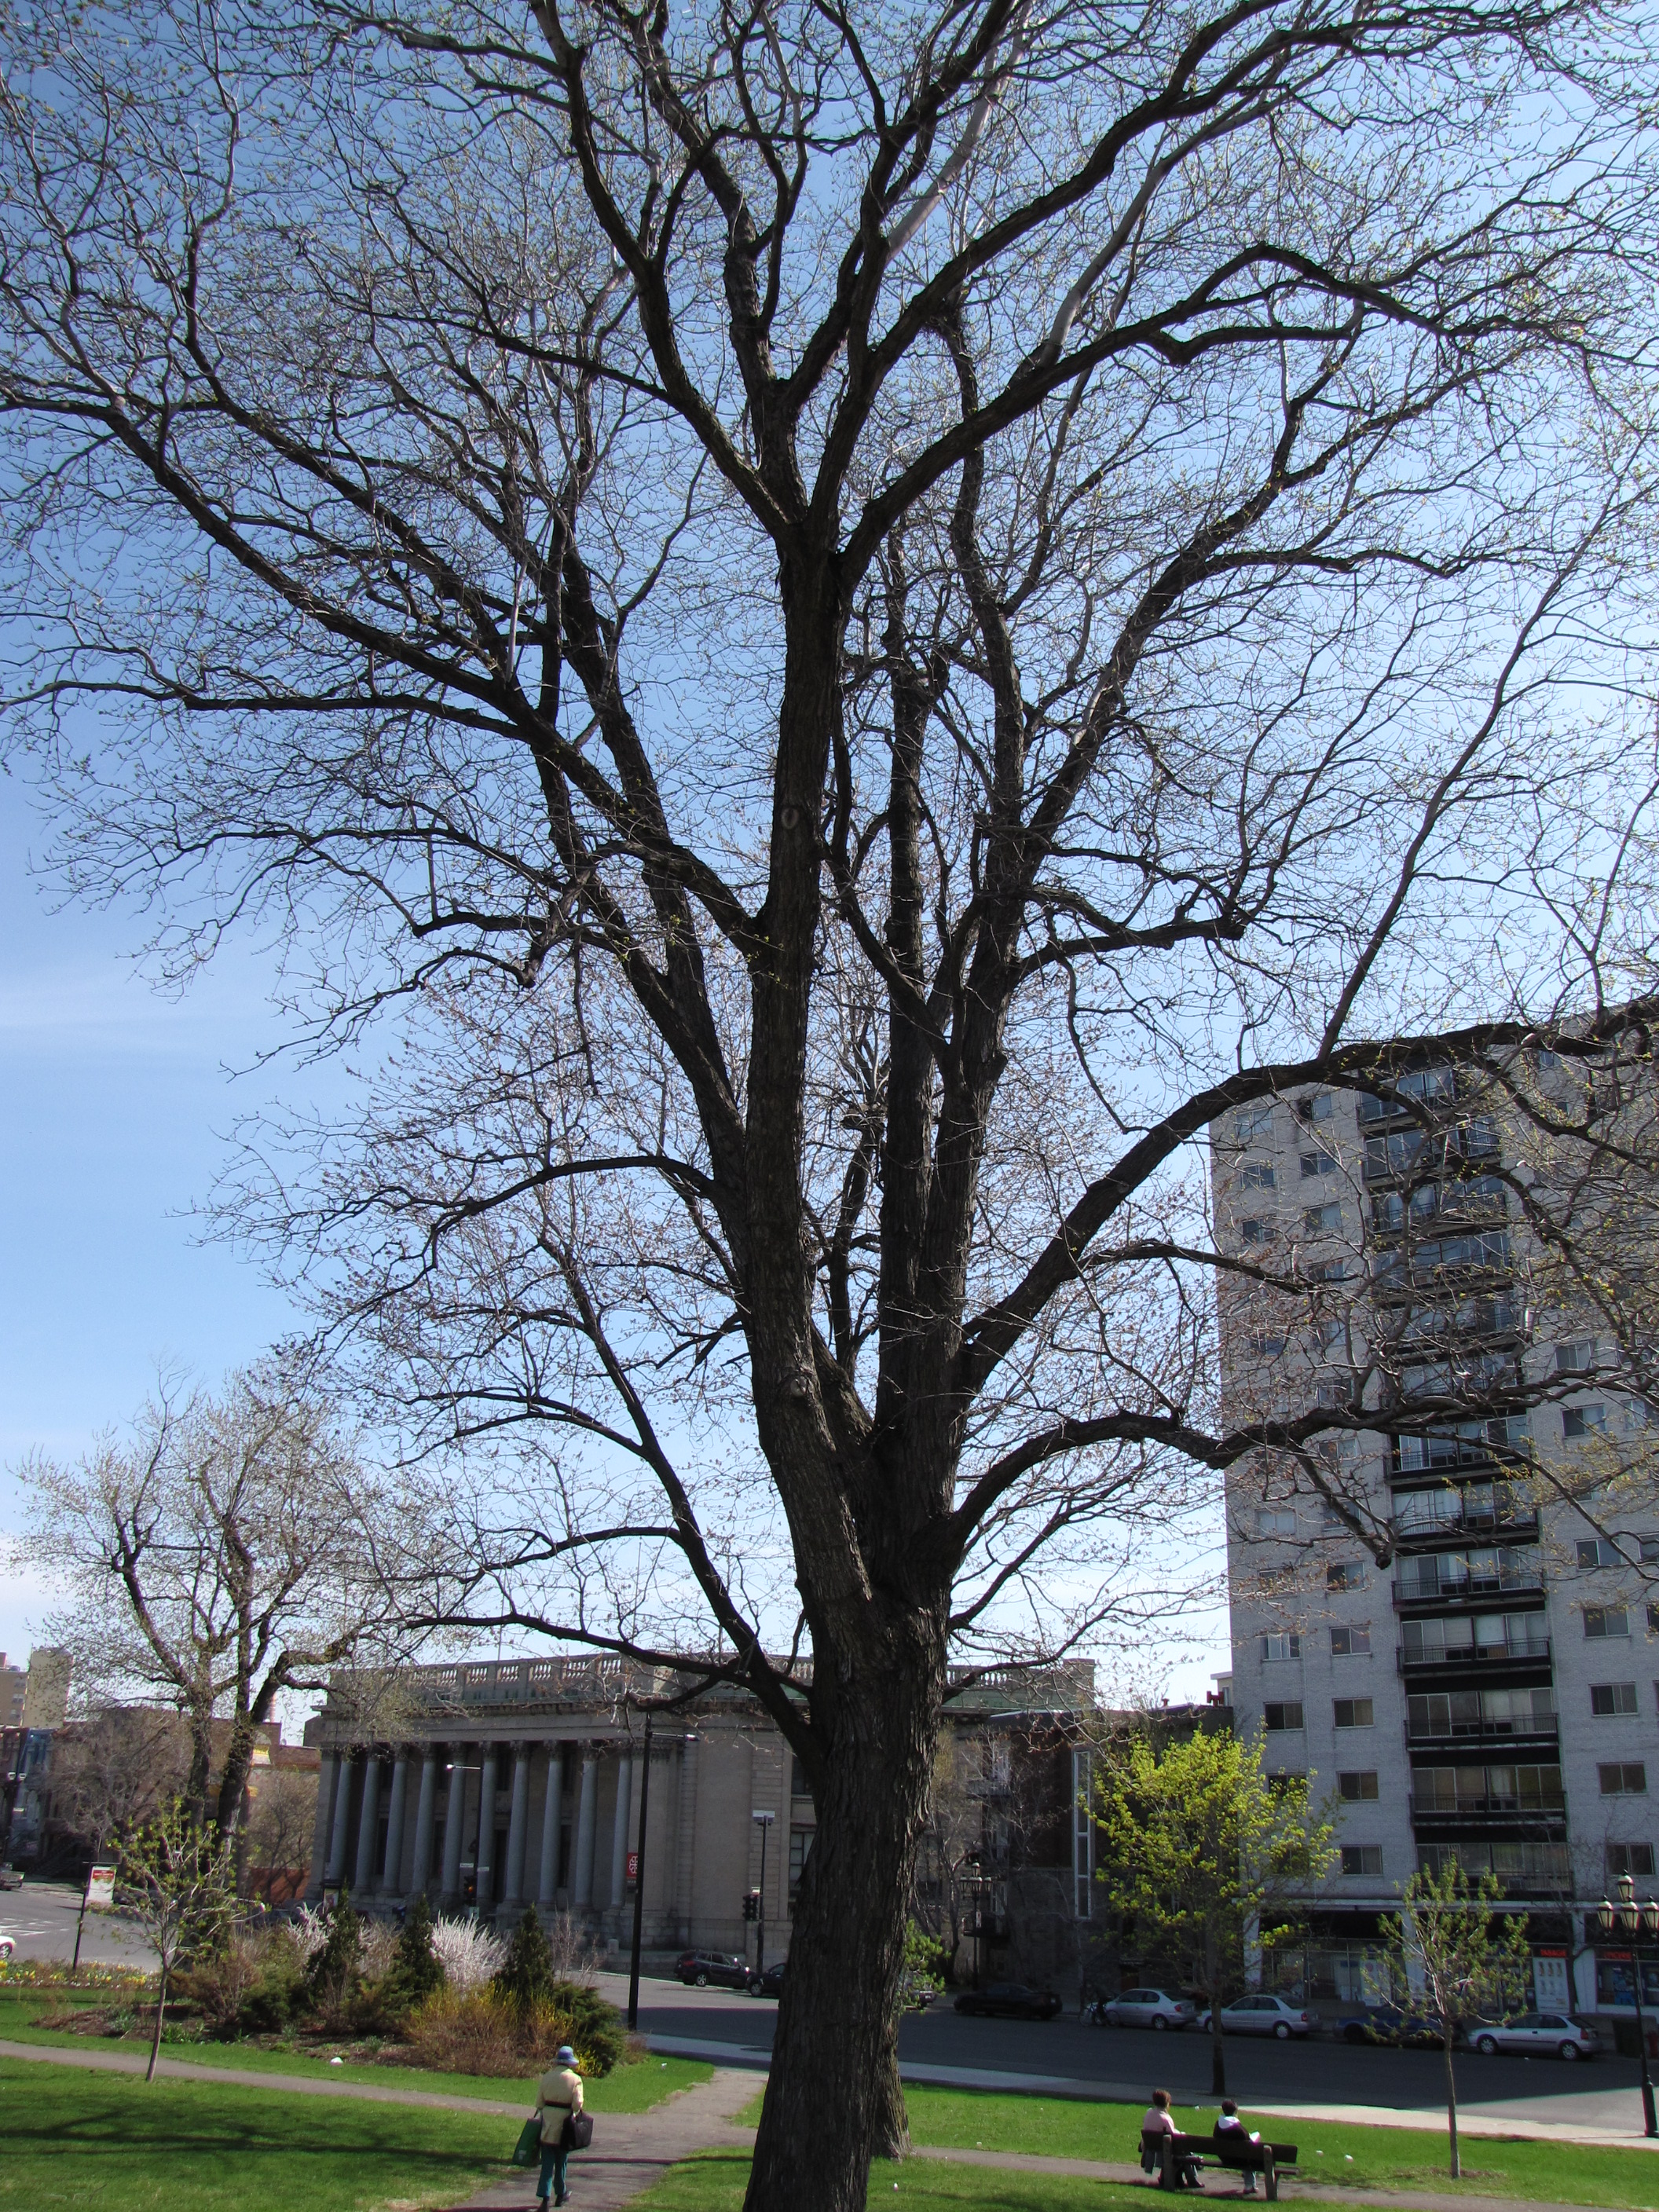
<box><xmin>2</xmin><ymin>2</ymin><xmax>1658</xmax><ymax>2203</ymax></box>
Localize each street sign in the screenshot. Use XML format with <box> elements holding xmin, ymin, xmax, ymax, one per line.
<box><xmin>87</xmin><ymin>1866</ymin><xmax>115</xmax><ymax>1907</ymax></box>
<box><xmin>626</xmin><ymin>1850</ymin><xmax>639</xmax><ymax>1884</ymax></box>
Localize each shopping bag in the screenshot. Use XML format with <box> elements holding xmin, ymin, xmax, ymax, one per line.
<box><xmin>511</xmin><ymin>2117</ymin><xmax>542</xmax><ymax>2168</ymax></box>
<box><xmin>564</xmin><ymin>2111</ymin><xmax>595</xmax><ymax>2151</ymax></box>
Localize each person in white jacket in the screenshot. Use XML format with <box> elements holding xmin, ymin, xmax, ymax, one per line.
<box><xmin>533</xmin><ymin>2044</ymin><xmax>584</xmax><ymax>2208</ymax></box>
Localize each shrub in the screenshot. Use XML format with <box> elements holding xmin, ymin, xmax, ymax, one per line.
<box><xmin>493</xmin><ymin>1906</ymin><xmax>555</xmax><ymax>2012</ymax></box>
<box><xmin>401</xmin><ymin>1980</ymin><xmax>626</xmax><ymax>2078</ymax></box>
<box><xmin>381</xmin><ymin>1892</ymin><xmax>445</xmax><ymax>2019</ymax></box>
<box><xmin>302</xmin><ymin>1888</ymin><xmax>362</xmax><ymax>2027</ymax></box>
<box><xmin>430</xmin><ymin>1914</ymin><xmax>507</xmax><ymax>1997</ymax></box>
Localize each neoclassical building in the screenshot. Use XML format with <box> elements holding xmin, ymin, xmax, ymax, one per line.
<box><xmin>305</xmin><ymin>1651</ymin><xmax>1099</xmax><ymax>1966</ymax></box>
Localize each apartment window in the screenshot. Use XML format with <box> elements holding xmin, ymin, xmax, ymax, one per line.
<box><xmin>1305</xmin><ymin>1202</ymin><xmax>1342</xmax><ymax>1234</ymax></box>
<box><xmin>1298</xmin><ymin>1092</ymin><xmax>1337</xmax><ymax>1124</ymax></box>
<box><xmin>1642</xmin><ymin>1537</ymin><xmax>1659</xmax><ymax>1566</ymax></box>
<box><xmin>1315</xmin><ymin>1318</ymin><xmax>1347</xmax><ymax>1353</ymax></box>
<box><xmin>1334</xmin><ymin>1698</ymin><xmax>1375</xmax><ymax>1729</ymax></box>
<box><xmin>1338</xmin><ymin>1771</ymin><xmax>1379</xmax><ymax>1800</ymax></box>
<box><xmin>788</xmin><ymin>1825</ymin><xmax>815</xmax><ymax>1897</ymax></box>
<box><xmin>1263</xmin><ymin>1702</ymin><xmax>1305</xmax><ymax>1731</ymax></box>
<box><xmin>1340</xmin><ymin>1846</ymin><xmax>1383</xmax><ymax>1877</ymax></box>
<box><xmin>1300</xmin><ymin>1151</ymin><xmax>1338</xmax><ymax>1178</ymax></box>
<box><xmin>1248</xmin><ymin>1329</ymin><xmax>1287</xmax><ymax>1357</ymax></box>
<box><xmin>1586</xmin><ymin>1606</ymin><xmax>1631</xmax><ymax>1639</ymax></box>
<box><xmin>1243</xmin><ymin>1163</ymin><xmax>1276</xmax><ymax>1189</ymax></box>
<box><xmin>1306</xmin><ymin>1258</ymin><xmax>1349</xmax><ymax>1284</ymax></box>
<box><xmin>1579</xmin><ymin>1538</ymin><xmax>1624</xmax><ymax>1569</ymax></box>
<box><xmin>1592</xmin><ymin>1683</ymin><xmax>1639</xmax><ymax>1716</ymax></box>
<box><xmin>1565</xmin><ymin>1405</ymin><xmax>1607</xmax><ymax>1439</ymax></box>
<box><xmin>1557</xmin><ymin>1341</ymin><xmax>1595</xmax><ymax>1375</ymax></box>
<box><xmin>1236</xmin><ymin>1105</ymin><xmax>1275</xmax><ymax>1140</ymax></box>
<box><xmin>1608</xmin><ymin>1843</ymin><xmax>1657</xmax><ymax>1878</ymax></box>
<box><xmin>790</xmin><ymin>1756</ymin><xmax>812</xmax><ymax>1800</ymax></box>
<box><xmin>1257</xmin><ymin>1508</ymin><xmax>1297</xmax><ymax>1537</ymax></box>
<box><xmin>1327</xmin><ymin>1562</ymin><xmax>1365</xmax><ymax>1593</ymax></box>
<box><xmin>1262</xmin><ymin>1633</ymin><xmax>1301</xmax><ymax>1662</ymax></box>
<box><xmin>1331</xmin><ymin>1625</ymin><xmax>1372</xmax><ymax>1657</ymax></box>
<box><xmin>1241</xmin><ymin>1218</ymin><xmax>1272</xmax><ymax>1246</ymax></box>
<box><xmin>1650</xmin><ymin>1604</ymin><xmax>1659</xmax><ymax>1635</ymax></box>
<box><xmin>1601</xmin><ymin>1763</ymin><xmax>1649</xmax><ymax>1796</ymax></box>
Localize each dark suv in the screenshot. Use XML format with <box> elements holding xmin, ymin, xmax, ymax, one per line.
<box><xmin>676</xmin><ymin>1949</ymin><xmax>749</xmax><ymax>1988</ymax></box>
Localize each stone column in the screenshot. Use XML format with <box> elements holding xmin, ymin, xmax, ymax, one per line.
<box><xmin>672</xmin><ymin>1735</ymin><xmax>698</xmax><ymax>1943</ymax></box>
<box><xmin>573</xmin><ymin>1750</ymin><xmax>599</xmax><ymax>1908</ymax></box>
<box><xmin>474</xmin><ymin>1742</ymin><xmax>500</xmax><ymax>1914</ymax></box>
<box><xmin>381</xmin><ymin>1752</ymin><xmax>410</xmax><ymax>1895</ymax></box>
<box><xmin>325</xmin><ymin>1751</ymin><xmax>354</xmax><ymax>1886</ymax></box>
<box><xmin>410</xmin><ymin>1747</ymin><xmax>441</xmax><ymax>1897</ymax></box>
<box><xmin>353</xmin><ymin>1753</ymin><xmax>383</xmax><ymax>1895</ymax></box>
<box><xmin>440</xmin><ymin>1747</ymin><xmax>468</xmax><ymax>1907</ymax></box>
<box><xmin>308</xmin><ymin>1749</ymin><xmax>339</xmax><ymax>1897</ymax></box>
<box><xmin>503</xmin><ymin>1742</ymin><xmax>532</xmax><ymax>1911</ymax></box>
<box><xmin>537</xmin><ymin>1747</ymin><xmax>565</xmax><ymax>1908</ymax></box>
<box><xmin>608</xmin><ymin>1752</ymin><xmax>633</xmax><ymax>1910</ymax></box>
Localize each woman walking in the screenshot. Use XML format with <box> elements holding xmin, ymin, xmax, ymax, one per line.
<box><xmin>533</xmin><ymin>2042</ymin><xmax>584</xmax><ymax>2209</ymax></box>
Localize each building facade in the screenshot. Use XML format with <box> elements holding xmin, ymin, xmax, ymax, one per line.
<box><xmin>305</xmin><ymin>1654</ymin><xmax>1100</xmax><ymax>1976</ymax></box>
<box><xmin>1213</xmin><ymin>1057</ymin><xmax>1659</xmax><ymax>2027</ymax></box>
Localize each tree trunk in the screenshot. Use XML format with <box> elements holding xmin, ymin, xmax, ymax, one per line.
<box><xmin>1210</xmin><ymin>2001</ymin><xmax>1227</xmax><ymax>2097</ymax></box>
<box><xmin>72</xmin><ymin>1868</ymin><xmax>90</xmax><ymax>1971</ymax></box>
<box><xmin>1441</xmin><ymin>2020</ymin><xmax>1460</xmax><ymax>2178</ymax></box>
<box><xmin>145</xmin><ymin>1960</ymin><xmax>168</xmax><ymax>2084</ymax></box>
<box><xmin>744</xmin><ymin>1639</ymin><xmax>940</xmax><ymax>2212</ymax></box>
<box><xmin>872</xmin><ymin>2015</ymin><xmax>910</xmax><ymax>2161</ymax></box>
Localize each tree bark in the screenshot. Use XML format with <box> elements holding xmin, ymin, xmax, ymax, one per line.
<box><xmin>145</xmin><ymin>1961</ymin><xmax>168</xmax><ymax>2084</ymax></box>
<box><xmin>872</xmin><ymin>2015</ymin><xmax>910</xmax><ymax>2160</ymax></box>
<box><xmin>745</xmin><ymin>1629</ymin><xmax>942</xmax><ymax>2212</ymax></box>
<box><xmin>1441</xmin><ymin>2023</ymin><xmax>1460</xmax><ymax>2177</ymax></box>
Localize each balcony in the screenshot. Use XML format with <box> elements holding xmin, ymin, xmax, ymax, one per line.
<box><xmin>1393</xmin><ymin>1507</ymin><xmax>1540</xmax><ymax>1550</ymax></box>
<box><xmin>1372</xmin><ymin>1177</ymin><xmax>1509</xmax><ymax>1241</ymax></box>
<box><xmin>1372</xmin><ymin>1232</ymin><xmax>1513</xmax><ymax>1302</ymax></box>
<box><xmin>1364</xmin><ymin>1120</ymin><xmax>1501</xmax><ymax>1184</ymax></box>
<box><xmin>1393</xmin><ymin>1551</ymin><xmax>1542</xmax><ymax>1606</ymax></box>
<box><xmin>1397</xmin><ymin>1637</ymin><xmax>1551</xmax><ymax>1675</ymax></box>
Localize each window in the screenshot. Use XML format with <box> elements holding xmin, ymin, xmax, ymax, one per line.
<box><xmin>1579</xmin><ymin>1538</ymin><xmax>1624</xmax><ymax>1569</ymax></box>
<box><xmin>1263</xmin><ymin>1702</ymin><xmax>1305</xmax><ymax>1731</ymax></box>
<box><xmin>1306</xmin><ymin>1258</ymin><xmax>1349</xmax><ymax>1284</ymax></box>
<box><xmin>1586</xmin><ymin>1606</ymin><xmax>1631</xmax><ymax>1639</ymax></box>
<box><xmin>1315</xmin><ymin>1317</ymin><xmax>1347</xmax><ymax>1352</ymax></box>
<box><xmin>1592</xmin><ymin>1683</ymin><xmax>1639</xmax><ymax>1716</ymax></box>
<box><xmin>1608</xmin><ymin>1843</ymin><xmax>1657</xmax><ymax>1878</ymax></box>
<box><xmin>1327</xmin><ymin>1562</ymin><xmax>1365</xmax><ymax>1592</ymax></box>
<box><xmin>1305</xmin><ymin>1202</ymin><xmax>1342</xmax><ymax>1234</ymax></box>
<box><xmin>1340</xmin><ymin>1846</ymin><xmax>1383</xmax><ymax>1877</ymax></box>
<box><xmin>1243</xmin><ymin>1163</ymin><xmax>1276</xmax><ymax>1188</ymax></box>
<box><xmin>1650</xmin><ymin>1604</ymin><xmax>1659</xmax><ymax>1636</ymax></box>
<box><xmin>1257</xmin><ymin>1508</ymin><xmax>1297</xmax><ymax>1537</ymax></box>
<box><xmin>1565</xmin><ymin>1404</ymin><xmax>1607</xmax><ymax>1439</ymax></box>
<box><xmin>1600</xmin><ymin>1763</ymin><xmax>1649</xmax><ymax>1796</ymax></box>
<box><xmin>788</xmin><ymin>1825</ymin><xmax>814</xmax><ymax>1897</ymax></box>
<box><xmin>1334</xmin><ymin>1698</ymin><xmax>1375</xmax><ymax>1729</ymax></box>
<box><xmin>1331</xmin><ymin>1624</ymin><xmax>1372</xmax><ymax>1657</ymax></box>
<box><xmin>1248</xmin><ymin>1328</ymin><xmax>1287</xmax><ymax>1356</ymax></box>
<box><xmin>790</xmin><ymin>1756</ymin><xmax>812</xmax><ymax>1800</ymax></box>
<box><xmin>1301</xmin><ymin>1151</ymin><xmax>1338</xmax><ymax>1178</ymax></box>
<box><xmin>1262</xmin><ymin>1632</ymin><xmax>1301</xmax><ymax>1662</ymax></box>
<box><xmin>1298</xmin><ymin>1092</ymin><xmax>1337</xmax><ymax>1124</ymax></box>
<box><xmin>1557</xmin><ymin>1341</ymin><xmax>1595</xmax><ymax>1375</ymax></box>
<box><xmin>1241</xmin><ymin>1218</ymin><xmax>1271</xmax><ymax>1246</ymax></box>
<box><xmin>1642</xmin><ymin>1538</ymin><xmax>1659</xmax><ymax>1565</ymax></box>
<box><xmin>1236</xmin><ymin>1105</ymin><xmax>1275</xmax><ymax>1140</ymax></box>
<box><xmin>1338</xmin><ymin>1771</ymin><xmax>1380</xmax><ymax>1800</ymax></box>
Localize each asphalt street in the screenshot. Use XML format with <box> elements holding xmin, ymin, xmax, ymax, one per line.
<box><xmin>0</xmin><ymin>1879</ymin><xmax>159</xmax><ymax>1968</ymax></box>
<box><xmin>595</xmin><ymin>1970</ymin><xmax>1657</xmax><ymax>2138</ymax></box>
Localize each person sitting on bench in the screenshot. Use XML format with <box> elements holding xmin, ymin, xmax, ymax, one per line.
<box><xmin>1214</xmin><ymin>2100</ymin><xmax>1263</xmax><ymax>2196</ymax></box>
<box><xmin>1141</xmin><ymin>2089</ymin><xmax>1201</xmax><ymax>2188</ymax></box>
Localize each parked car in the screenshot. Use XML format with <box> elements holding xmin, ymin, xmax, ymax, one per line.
<box><xmin>676</xmin><ymin>1950</ymin><xmax>750</xmax><ymax>1989</ymax></box>
<box><xmin>954</xmin><ymin>1981</ymin><xmax>1064</xmax><ymax>2020</ymax></box>
<box><xmin>1094</xmin><ymin>1987</ymin><xmax>1198</xmax><ymax>2031</ymax></box>
<box><xmin>746</xmin><ymin>1961</ymin><xmax>786</xmax><ymax>1998</ymax></box>
<box><xmin>0</xmin><ymin>1868</ymin><xmax>24</xmax><ymax>1892</ymax></box>
<box><xmin>1467</xmin><ymin>2012</ymin><xmax>1599</xmax><ymax>2061</ymax></box>
<box><xmin>1337</xmin><ymin>2003</ymin><xmax>1443</xmax><ymax>2049</ymax></box>
<box><xmin>1216</xmin><ymin>1994</ymin><xmax>1320</xmax><ymax>2038</ymax></box>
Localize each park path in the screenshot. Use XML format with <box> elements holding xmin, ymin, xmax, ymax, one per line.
<box><xmin>0</xmin><ymin>2039</ymin><xmax>1628</xmax><ymax>2212</ymax></box>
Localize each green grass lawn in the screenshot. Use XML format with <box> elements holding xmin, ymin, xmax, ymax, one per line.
<box><xmin>722</xmin><ymin>2084</ymin><xmax>1659</xmax><ymax>2210</ymax></box>
<box><xmin>0</xmin><ymin>1987</ymin><xmax>711</xmax><ymax>2111</ymax></box>
<box><xmin>636</xmin><ymin>2149</ymin><xmax>1148</xmax><ymax>2210</ymax></box>
<box><xmin>0</xmin><ymin>2054</ymin><xmax>510</xmax><ymax>2212</ymax></box>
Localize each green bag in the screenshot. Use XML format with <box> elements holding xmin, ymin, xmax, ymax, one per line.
<box><xmin>511</xmin><ymin>2118</ymin><xmax>542</xmax><ymax>2169</ymax></box>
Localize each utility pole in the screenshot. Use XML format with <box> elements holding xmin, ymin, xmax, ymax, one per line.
<box><xmin>626</xmin><ymin>1713</ymin><xmax>653</xmax><ymax>2032</ymax></box>
<box><xmin>752</xmin><ymin>1808</ymin><xmax>775</xmax><ymax>1979</ymax></box>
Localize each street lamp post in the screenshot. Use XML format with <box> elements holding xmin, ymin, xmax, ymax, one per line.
<box><xmin>626</xmin><ymin>1712</ymin><xmax>653</xmax><ymax>2032</ymax></box>
<box><xmin>752</xmin><ymin>1810</ymin><xmax>776</xmax><ymax>1980</ymax></box>
<box><xmin>1599</xmin><ymin>1870</ymin><xmax>1659</xmax><ymax>2137</ymax></box>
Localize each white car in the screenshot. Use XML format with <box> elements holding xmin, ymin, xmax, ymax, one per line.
<box><xmin>0</xmin><ymin>1934</ymin><xmax>13</xmax><ymax>1961</ymax></box>
<box><xmin>1218</xmin><ymin>1993</ymin><xmax>1320</xmax><ymax>2038</ymax></box>
<box><xmin>1098</xmin><ymin>1987</ymin><xmax>1197</xmax><ymax>2031</ymax></box>
<box><xmin>1469</xmin><ymin>2012</ymin><xmax>1599</xmax><ymax>2061</ymax></box>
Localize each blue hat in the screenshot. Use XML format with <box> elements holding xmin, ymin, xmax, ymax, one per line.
<box><xmin>556</xmin><ymin>2045</ymin><xmax>576</xmax><ymax>2064</ymax></box>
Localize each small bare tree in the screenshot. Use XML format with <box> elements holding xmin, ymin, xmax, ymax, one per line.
<box><xmin>47</xmin><ymin>1707</ymin><xmax>191</xmax><ymax>1965</ymax></box>
<box><xmin>16</xmin><ymin>1360</ymin><xmax>379</xmax><ymax>1851</ymax></box>
<box><xmin>118</xmin><ymin>1800</ymin><xmax>239</xmax><ymax>2082</ymax></box>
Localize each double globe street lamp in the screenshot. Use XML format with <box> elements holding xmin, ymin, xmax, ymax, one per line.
<box><xmin>1598</xmin><ymin>1870</ymin><xmax>1659</xmax><ymax>2137</ymax></box>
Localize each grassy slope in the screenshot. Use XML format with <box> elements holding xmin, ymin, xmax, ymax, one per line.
<box><xmin>0</xmin><ymin>2054</ymin><xmax>508</xmax><ymax>2212</ymax></box>
<box><xmin>0</xmin><ymin>1989</ymin><xmax>711</xmax><ymax>2110</ymax></box>
<box><xmin>716</xmin><ymin>2085</ymin><xmax>1659</xmax><ymax>2210</ymax></box>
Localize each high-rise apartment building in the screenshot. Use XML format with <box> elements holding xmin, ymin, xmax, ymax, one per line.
<box><xmin>1214</xmin><ymin>1057</ymin><xmax>1657</xmax><ymax>2023</ymax></box>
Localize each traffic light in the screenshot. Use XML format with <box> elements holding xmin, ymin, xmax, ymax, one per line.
<box><xmin>742</xmin><ymin>1890</ymin><xmax>760</xmax><ymax>1923</ymax></box>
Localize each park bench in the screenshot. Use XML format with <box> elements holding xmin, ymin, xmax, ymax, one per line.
<box><xmin>1140</xmin><ymin>2129</ymin><xmax>1299</xmax><ymax>2200</ymax></box>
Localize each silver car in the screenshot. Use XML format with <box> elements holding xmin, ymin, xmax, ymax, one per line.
<box><xmin>1100</xmin><ymin>1986</ymin><xmax>1198</xmax><ymax>2031</ymax></box>
<box><xmin>1217</xmin><ymin>1993</ymin><xmax>1320</xmax><ymax>2038</ymax></box>
<box><xmin>1469</xmin><ymin>2012</ymin><xmax>1599</xmax><ymax>2061</ymax></box>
